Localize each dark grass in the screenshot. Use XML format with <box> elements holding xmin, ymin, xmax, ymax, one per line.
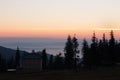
<box><xmin>1</xmin><ymin>67</ymin><xmax>120</xmax><ymax>80</ymax></box>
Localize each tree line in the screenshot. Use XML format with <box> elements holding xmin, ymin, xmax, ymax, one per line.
<box><xmin>82</xmin><ymin>30</ymin><xmax>120</xmax><ymax>68</ymax></box>
<box><xmin>41</xmin><ymin>35</ymin><xmax>80</xmax><ymax>70</ymax></box>
<box><xmin>43</xmin><ymin>30</ymin><xmax>120</xmax><ymax>70</ymax></box>
<box><xmin>1</xmin><ymin>30</ymin><xmax>120</xmax><ymax>72</ymax></box>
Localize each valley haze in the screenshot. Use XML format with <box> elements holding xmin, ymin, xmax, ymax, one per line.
<box><xmin>0</xmin><ymin>37</ymin><xmax>85</xmax><ymax>56</ymax></box>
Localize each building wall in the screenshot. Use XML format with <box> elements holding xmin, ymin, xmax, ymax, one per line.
<box><xmin>22</xmin><ymin>59</ymin><xmax>42</xmax><ymax>72</ymax></box>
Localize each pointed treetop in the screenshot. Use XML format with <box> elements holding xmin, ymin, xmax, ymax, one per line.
<box><xmin>103</xmin><ymin>33</ymin><xmax>106</xmax><ymax>41</ymax></box>
<box><xmin>73</xmin><ymin>34</ymin><xmax>77</xmax><ymax>41</ymax></box>
<box><xmin>103</xmin><ymin>33</ymin><xmax>105</xmax><ymax>37</ymax></box>
<box><xmin>93</xmin><ymin>31</ymin><xmax>96</xmax><ymax>37</ymax></box>
<box><xmin>110</xmin><ymin>30</ymin><xmax>114</xmax><ymax>35</ymax></box>
<box><xmin>92</xmin><ymin>31</ymin><xmax>97</xmax><ymax>42</ymax></box>
<box><xmin>32</xmin><ymin>49</ymin><xmax>35</xmax><ymax>53</ymax></box>
<box><xmin>17</xmin><ymin>46</ymin><xmax>19</xmax><ymax>50</ymax></box>
<box><xmin>110</xmin><ymin>30</ymin><xmax>115</xmax><ymax>39</ymax></box>
<box><xmin>74</xmin><ymin>34</ymin><xmax>76</xmax><ymax>37</ymax></box>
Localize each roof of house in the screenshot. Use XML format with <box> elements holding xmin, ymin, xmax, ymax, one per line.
<box><xmin>22</xmin><ymin>53</ymin><xmax>41</xmax><ymax>59</ymax></box>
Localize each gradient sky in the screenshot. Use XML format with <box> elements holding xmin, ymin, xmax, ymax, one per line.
<box><xmin>1</xmin><ymin>0</ymin><xmax>120</xmax><ymax>39</ymax></box>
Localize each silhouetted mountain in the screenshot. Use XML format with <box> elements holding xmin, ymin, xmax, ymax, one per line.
<box><xmin>0</xmin><ymin>46</ymin><xmax>25</xmax><ymax>60</ymax></box>
<box><xmin>0</xmin><ymin>46</ymin><xmax>54</xmax><ymax>61</ymax></box>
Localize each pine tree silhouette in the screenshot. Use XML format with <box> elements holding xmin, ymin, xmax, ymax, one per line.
<box><xmin>42</xmin><ymin>49</ymin><xmax>48</xmax><ymax>70</ymax></box>
<box><xmin>15</xmin><ymin>47</ymin><xmax>20</xmax><ymax>69</ymax></box>
<box><xmin>72</xmin><ymin>35</ymin><xmax>79</xmax><ymax>69</ymax></box>
<box><xmin>82</xmin><ymin>39</ymin><xmax>90</xmax><ymax>68</ymax></box>
<box><xmin>90</xmin><ymin>32</ymin><xmax>98</xmax><ymax>67</ymax></box>
<box><xmin>64</xmin><ymin>35</ymin><xmax>74</xmax><ymax>69</ymax></box>
<box><xmin>109</xmin><ymin>30</ymin><xmax>115</xmax><ymax>65</ymax></box>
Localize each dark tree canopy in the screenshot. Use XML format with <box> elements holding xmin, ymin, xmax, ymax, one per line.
<box><xmin>64</xmin><ymin>35</ymin><xmax>74</xmax><ymax>68</ymax></box>
<box><xmin>64</xmin><ymin>35</ymin><xmax>79</xmax><ymax>69</ymax></box>
<box><xmin>82</xmin><ymin>39</ymin><xmax>90</xmax><ymax>67</ymax></box>
<box><xmin>108</xmin><ymin>30</ymin><xmax>116</xmax><ymax>65</ymax></box>
<box><xmin>82</xmin><ymin>30</ymin><xmax>120</xmax><ymax>68</ymax></box>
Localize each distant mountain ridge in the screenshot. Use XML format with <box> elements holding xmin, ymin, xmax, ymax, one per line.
<box><xmin>0</xmin><ymin>46</ymin><xmax>25</xmax><ymax>60</ymax></box>
<box><xmin>0</xmin><ymin>46</ymin><xmax>53</xmax><ymax>61</ymax></box>
<box><xmin>0</xmin><ymin>46</ymin><xmax>82</xmax><ymax>64</ymax></box>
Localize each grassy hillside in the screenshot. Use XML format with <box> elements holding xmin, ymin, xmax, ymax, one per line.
<box><xmin>0</xmin><ymin>67</ymin><xmax>120</xmax><ymax>80</ymax></box>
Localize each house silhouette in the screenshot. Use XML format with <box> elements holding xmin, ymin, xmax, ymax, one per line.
<box><xmin>22</xmin><ymin>52</ymin><xmax>42</xmax><ymax>72</ymax></box>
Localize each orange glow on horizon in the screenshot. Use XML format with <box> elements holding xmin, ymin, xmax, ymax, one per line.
<box><xmin>0</xmin><ymin>23</ymin><xmax>120</xmax><ymax>39</ymax></box>
<box><xmin>0</xmin><ymin>23</ymin><xmax>93</xmax><ymax>38</ymax></box>
<box><xmin>1</xmin><ymin>0</ymin><xmax>120</xmax><ymax>40</ymax></box>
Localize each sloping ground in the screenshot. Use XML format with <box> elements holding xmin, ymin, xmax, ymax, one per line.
<box><xmin>0</xmin><ymin>46</ymin><xmax>53</xmax><ymax>60</ymax></box>
<box><xmin>0</xmin><ymin>46</ymin><xmax>26</xmax><ymax>60</ymax></box>
<box><xmin>1</xmin><ymin>67</ymin><xmax>120</xmax><ymax>80</ymax></box>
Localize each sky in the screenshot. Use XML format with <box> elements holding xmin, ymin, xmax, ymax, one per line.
<box><xmin>1</xmin><ymin>0</ymin><xmax>120</xmax><ymax>39</ymax></box>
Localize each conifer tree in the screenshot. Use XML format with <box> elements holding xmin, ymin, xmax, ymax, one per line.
<box><xmin>64</xmin><ymin>35</ymin><xmax>74</xmax><ymax>69</ymax></box>
<box><xmin>82</xmin><ymin>39</ymin><xmax>90</xmax><ymax>67</ymax></box>
<box><xmin>15</xmin><ymin>47</ymin><xmax>20</xmax><ymax>68</ymax></box>
<box><xmin>72</xmin><ymin>35</ymin><xmax>79</xmax><ymax>69</ymax></box>
<box><xmin>98</xmin><ymin>39</ymin><xmax>103</xmax><ymax>65</ymax></box>
<box><xmin>101</xmin><ymin>33</ymin><xmax>109</xmax><ymax>65</ymax></box>
<box><xmin>42</xmin><ymin>49</ymin><xmax>48</xmax><ymax>70</ymax></box>
<box><xmin>109</xmin><ymin>30</ymin><xmax>115</xmax><ymax>65</ymax></box>
<box><xmin>90</xmin><ymin>32</ymin><xmax>98</xmax><ymax>67</ymax></box>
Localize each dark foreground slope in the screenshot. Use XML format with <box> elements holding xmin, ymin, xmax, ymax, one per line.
<box><xmin>0</xmin><ymin>67</ymin><xmax>120</xmax><ymax>80</ymax></box>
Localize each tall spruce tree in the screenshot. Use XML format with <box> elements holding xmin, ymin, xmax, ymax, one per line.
<box><xmin>72</xmin><ymin>35</ymin><xmax>79</xmax><ymax>69</ymax></box>
<box><xmin>82</xmin><ymin>39</ymin><xmax>90</xmax><ymax>67</ymax></box>
<box><xmin>64</xmin><ymin>35</ymin><xmax>79</xmax><ymax>69</ymax></box>
<box><xmin>15</xmin><ymin>47</ymin><xmax>20</xmax><ymax>69</ymax></box>
<box><xmin>90</xmin><ymin>32</ymin><xmax>98</xmax><ymax>67</ymax></box>
<box><xmin>64</xmin><ymin>35</ymin><xmax>74</xmax><ymax>69</ymax></box>
<box><xmin>101</xmin><ymin>33</ymin><xmax>109</xmax><ymax>65</ymax></box>
<box><xmin>98</xmin><ymin>39</ymin><xmax>104</xmax><ymax>66</ymax></box>
<box><xmin>109</xmin><ymin>30</ymin><xmax>115</xmax><ymax>65</ymax></box>
<box><xmin>42</xmin><ymin>49</ymin><xmax>48</xmax><ymax>70</ymax></box>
